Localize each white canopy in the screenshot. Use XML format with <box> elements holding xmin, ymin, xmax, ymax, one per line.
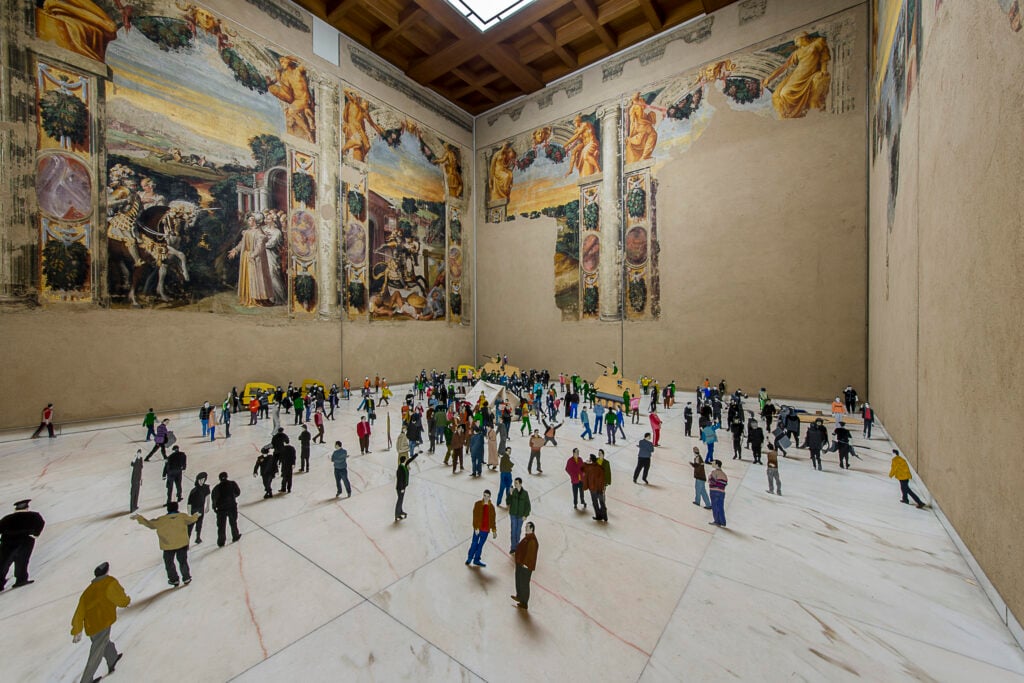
<box><xmin>464</xmin><ymin>380</ymin><xmax>516</xmax><ymax>408</ymax></box>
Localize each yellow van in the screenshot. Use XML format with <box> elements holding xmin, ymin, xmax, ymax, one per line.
<box><xmin>301</xmin><ymin>378</ymin><xmax>326</xmax><ymax>394</ymax></box>
<box><xmin>241</xmin><ymin>382</ymin><xmax>276</xmax><ymax>405</ymax></box>
<box><xmin>456</xmin><ymin>364</ymin><xmax>476</xmax><ymax>381</ymax></box>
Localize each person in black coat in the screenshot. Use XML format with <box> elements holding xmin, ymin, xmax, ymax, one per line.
<box><xmin>395</xmin><ymin>451</ymin><xmax>420</xmax><ymax>521</ymax></box>
<box><xmin>0</xmin><ymin>500</ymin><xmax>45</xmax><ymax>590</ymax></box>
<box><xmin>163</xmin><ymin>446</ymin><xmax>187</xmax><ymax>504</ymax></box>
<box><xmin>748</xmin><ymin>424</ymin><xmax>765</xmax><ymax>464</ymax></box>
<box><xmin>278</xmin><ymin>445</ymin><xmax>297</xmax><ymax>493</ymax></box>
<box><xmin>802</xmin><ymin>418</ymin><xmax>829</xmax><ymax>471</ymax></box>
<box><xmin>833</xmin><ymin>421</ymin><xmax>854</xmax><ymax>469</ymax></box>
<box><xmin>211</xmin><ymin>472</ymin><xmax>241</xmax><ymax>547</ymax></box>
<box><xmin>253</xmin><ymin>449</ymin><xmax>278</xmax><ymax>498</ymax></box>
<box><xmin>683</xmin><ymin>403</ymin><xmax>694</xmax><ymax>437</ymax></box>
<box><xmin>271</xmin><ymin>428</ymin><xmax>289</xmax><ymax>455</ymax></box>
<box><xmin>298</xmin><ymin>424</ymin><xmax>312</xmax><ymax>472</ymax></box>
<box><xmin>187</xmin><ymin>473</ymin><xmax>210</xmax><ymax>544</ymax></box>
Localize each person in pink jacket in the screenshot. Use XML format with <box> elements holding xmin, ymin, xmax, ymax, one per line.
<box><xmin>649</xmin><ymin>409</ymin><xmax>663</xmax><ymax>446</ymax></box>
<box><xmin>564</xmin><ymin>448</ymin><xmax>587</xmax><ymax>510</ymax></box>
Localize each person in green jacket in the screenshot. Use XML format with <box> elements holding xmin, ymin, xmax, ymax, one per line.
<box><xmin>507</xmin><ymin>478</ymin><xmax>531</xmax><ymax>552</ymax></box>
<box><xmin>143</xmin><ymin>408</ymin><xmax>157</xmax><ymax>441</ymax></box>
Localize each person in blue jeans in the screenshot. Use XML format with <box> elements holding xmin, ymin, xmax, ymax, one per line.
<box><xmin>507</xmin><ymin>478</ymin><xmax>531</xmax><ymax>552</ymax></box>
<box><xmin>466</xmin><ymin>491</ymin><xmax>496</xmax><ymax>568</ymax></box>
<box><xmin>579</xmin><ymin>408</ymin><xmax>593</xmax><ymax>440</ymax></box>
<box><xmin>701</xmin><ymin>422</ymin><xmax>720</xmax><ymax>463</ymax></box>
<box><xmin>708</xmin><ymin>461</ymin><xmax>728</xmax><ymax>527</ymax></box>
<box><xmin>616</xmin><ymin>407</ymin><xmax>627</xmax><ymax>440</ymax></box>
<box><xmin>593</xmin><ymin>404</ymin><xmax>605</xmax><ymax>435</ymax></box>
<box><xmin>497</xmin><ymin>448</ymin><xmax>514</xmax><ymax>505</ymax></box>
<box><xmin>690</xmin><ymin>448</ymin><xmax>712</xmax><ymax>508</ymax></box>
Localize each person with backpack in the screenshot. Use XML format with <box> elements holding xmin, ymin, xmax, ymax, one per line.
<box><xmin>145</xmin><ymin>419</ymin><xmax>171</xmax><ymax>461</ymax></box>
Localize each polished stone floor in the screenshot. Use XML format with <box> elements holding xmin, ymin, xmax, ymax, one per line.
<box><xmin>1</xmin><ymin>387</ymin><xmax>1022</xmax><ymax>682</ymax></box>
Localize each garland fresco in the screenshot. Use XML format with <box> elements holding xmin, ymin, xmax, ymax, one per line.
<box><xmin>483</xmin><ymin>13</ymin><xmax>857</xmax><ymax>322</ymax></box>
<box><xmin>340</xmin><ymin>88</ymin><xmax>469</xmax><ymax>323</ymax></box>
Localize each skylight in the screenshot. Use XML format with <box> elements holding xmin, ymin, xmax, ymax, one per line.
<box><xmin>443</xmin><ymin>0</ymin><xmax>540</xmax><ymax>32</ymax></box>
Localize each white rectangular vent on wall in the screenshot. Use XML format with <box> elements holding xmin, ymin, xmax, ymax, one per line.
<box><xmin>312</xmin><ymin>15</ymin><xmax>340</xmax><ymax>66</ymax></box>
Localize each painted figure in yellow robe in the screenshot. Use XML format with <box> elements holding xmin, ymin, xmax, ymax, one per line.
<box><xmin>268</xmin><ymin>56</ymin><xmax>316</xmax><ymax>143</ymax></box>
<box><xmin>341</xmin><ymin>89</ymin><xmax>384</xmax><ymax>163</ymax></box>
<box><xmin>625</xmin><ymin>93</ymin><xmax>658</xmax><ymax>164</ymax></box>
<box><xmin>564</xmin><ymin>115</ymin><xmax>601</xmax><ymax>178</ymax></box>
<box><xmin>488</xmin><ymin>142</ymin><xmax>516</xmax><ymax>202</ymax></box>
<box><xmin>763</xmin><ymin>32</ymin><xmax>831</xmax><ymax>119</ymax></box>
<box><xmin>36</xmin><ymin>0</ymin><xmax>118</xmax><ymax>62</ymax></box>
<box><xmin>227</xmin><ymin>213</ymin><xmax>273</xmax><ymax>307</ymax></box>
<box><xmin>432</xmin><ymin>144</ymin><xmax>464</xmax><ymax>198</ymax></box>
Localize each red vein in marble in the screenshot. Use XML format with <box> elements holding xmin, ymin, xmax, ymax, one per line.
<box><xmin>237</xmin><ymin>547</ymin><xmax>269</xmax><ymax>659</ymax></box>
<box><xmin>336</xmin><ymin>503</ymin><xmax>398</xmax><ymax>577</ymax></box>
<box><xmin>606</xmin><ymin>495</ymin><xmax>713</xmax><ymax>534</ymax></box>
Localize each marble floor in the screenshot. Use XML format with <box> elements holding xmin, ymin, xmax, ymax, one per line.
<box><xmin>1</xmin><ymin>388</ymin><xmax>1022</xmax><ymax>682</ymax></box>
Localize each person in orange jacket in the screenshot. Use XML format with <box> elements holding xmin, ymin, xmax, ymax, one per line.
<box><xmin>465</xmin><ymin>490</ymin><xmax>497</xmax><ymax>568</ymax></box>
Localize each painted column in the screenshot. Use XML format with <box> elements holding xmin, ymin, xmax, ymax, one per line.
<box><xmin>598</xmin><ymin>105</ymin><xmax>621</xmax><ymax>321</ymax></box>
<box><xmin>317</xmin><ymin>80</ymin><xmax>340</xmax><ymax>318</ymax></box>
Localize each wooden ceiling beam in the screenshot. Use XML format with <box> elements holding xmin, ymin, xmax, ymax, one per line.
<box><xmin>362</xmin><ymin>2</ymin><xmax>401</xmax><ymax>29</ymax></box>
<box><xmin>665</xmin><ymin>0</ymin><xmax>709</xmax><ymax>25</ymax></box>
<box><xmin>325</xmin><ymin>0</ymin><xmax>361</xmax><ymax>24</ymax></box>
<box><xmin>572</xmin><ymin>0</ymin><xmax>617</xmax><ymax>50</ymax></box>
<box><xmin>531</xmin><ymin>21</ymin><xmax>577</xmax><ymax>69</ymax></box>
<box><xmin>482</xmin><ymin>43</ymin><xmax>544</xmax><ymax>93</ymax></box>
<box><xmin>407</xmin><ymin>38</ymin><xmax>482</xmax><ymax>82</ymax></box>
<box><xmin>635</xmin><ymin>0</ymin><xmax>663</xmax><ymax>31</ymax></box>
<box><xmin>409</xmin><ymin>0</ymin><xmax>478</xmax><ymax>39</ymax></box>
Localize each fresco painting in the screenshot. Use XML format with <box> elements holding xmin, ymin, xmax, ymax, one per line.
<box><xmin>33</xmin><ymin>1</ymin><xmax>327</xmax><ymax>312</ymax></box>
<box><xmin>482</xmin><ymin>16</ymin><xmax>856</xmax><ymax>322</ymax></box>
<box><xmin>996</xmin><ymin>0</ymin><xmax>1023</xmax><ymax>31</ymax></box>
<box><xmin>36</xmin><ymin>61</ymin><xmax>94</xmax><ymax>302</ymax></box>
<box><xmin>340</xmin><ymin>87</ymin><xmax>467</xmax><ymax>322</ymax></box>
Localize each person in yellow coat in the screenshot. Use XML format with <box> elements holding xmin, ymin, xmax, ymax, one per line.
<box><xmin>889</xmin><ymin>449</ymin><xmax>926</xmax><ymax>508</ymax></box>
<box><xmin>71</xmin><ymin>562</ymin><xmax>130</xmax><ymax>683</ymax></box>
<box><xmin>131</xmin><ymin>502</ymin><xmax>199</xmax><ymax>586</ymax></box>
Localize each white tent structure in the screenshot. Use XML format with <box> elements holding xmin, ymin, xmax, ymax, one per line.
<box><xmin>464</xmin><ymin>380</ymin><xmax>517</xmax><ymax>408</ymax></box>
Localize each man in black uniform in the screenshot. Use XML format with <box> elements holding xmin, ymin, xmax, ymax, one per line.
<box><xmin>211</xmin><ymin>473</ymin><xmax>241</xmax><ymax>547</ymax></box>
<box><xmin>271</xmin><ymin>427</ymin><xmax>289</xmax><ymax>455</ymax></box>
<box><xmin>163</xmin><ymin>446</ymin><xmax>187</xmax><ymax>504</ymax></box>
<box><xmin>186</xmin><ymin>473</ymin><xmax>210</xmax><ymax>544</ymax></box>
<box><xmin>833</xmin><ymin>421</ymin><xmax>855</xmax><ymax>469</ymax></box>
<box><xmin>278</xmin><ymin>444</ymin><xmax>296</xmax><ymax>493</ymax></box>
<box><xmin>803</xmin><ymin>418</ymin><xmax>829</xmax><ymax>471</ymax></box>
<box><xmin>298</xmin><ymin>424</ymin><xmax>312</xmax><ymax>472</ymax></box>
<box><xmin>0</xmin><ymin>499</ymin><xmax>45</xmax><ymax>590</ymax></box>
<box><xmin>683</xmin><ymin>403</ymin><xmax>693</xmax><ymax>437</ymax></box>
<box><xmin>254</xmin><ymin>448</ymin><xmax>278</xmax><ymax>498</ymax></box>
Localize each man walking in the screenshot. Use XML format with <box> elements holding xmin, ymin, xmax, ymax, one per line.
<box><xmin>211</xmin><ymin>472</ymin><xmax>242</xmax><ymax>546</ymax></box>
<box><xmin>0</xmin><ymin>499</ymin><xmax>45</xmax><ymax>590</ymax></box>
<box><xmin>30</xmin><ymin>403</ymin><xmax>56</xmax><ymax>438</ymax></box>
<box><xmin>145</xmin><ymin>419</ymin><xmax>171</xmax><ymax>461</ymax></box>
<box><xmin>510</xmin><ymin>522</ymin><xmax>538</xmax><ymax>610</ymax></box>
<box><xmin>129</xmin><ymin>450</ymin><xmax>144</xmax><ymax>513</ymax></box>
<box><xmin>690</xmin><ymin>448</ymin><xmax>711</xmax><ymax>508</ymax></box>
<box><xmin>584</xmin><ymin>453</ymin><xmax>610</xmax><ymax>522</ymax></box>
<box><xmin>833</xmin><ymin>421</ymin><xmax>854</xmax><ymax>469</ymax></box>
<box><xmin>132</xmin><ymin>502</ymin><xmax>198</xmax><ymax>586</ymax></box>
<box><xmin>163</xmin><ymin>445</ymin><xmax>187</xmax><ymax>504</ymax></box>
<box><xmin>332</xmin><ymin>441</ymin><xmax>352</xmax><ymax>498</ymax></box>
<box><xmin>766</xmin><ymin>447</ymin><xmax>782</xmax><ymax>495</ymax></box>
<box><xmin>143</xmin><ymin>408</ymin><xmax>157</xmax><ymax>442</ymax></box>
<box><xmin>803</xmin><ymin>418</ymin><xmax>828</xmax><ymax>471</ymax></box>
<box><xmin>633</xmin><ymin>433</ymin><xmax>654</xmax><ymax>484</ymax></box>
<box><xmin>889</xmin><ymin>449</ymin><xmax>926</xmax><ymax>508</ymax></box>
<box><xmin>466</xmin><ymin>490</ymin><xmax>497</xmax><ymax>568</ymax></box>
<box><xmin>579</xmin><ymin>407</ymin><xmax>594</xmax><ymax>440</ymax></box>
<box><xmin>395</xmin><ymin>451</ymin><xmax>420</xmax><ymax>521</ymax></box>
<box><xmin>507</xmin><ymin>478</ymin><xmax>531</xmax><ymax>552</ymax></box>
<box><xmin>527</xmin><ymin>430</ymin><xmax>544</xmax><ymax>474</ymax></box>
<box><xmin>253</xmin><ymin>448</ymin><xmax>278</xmax><ymax>499</ymax></box>
<box><xmin>565</xmin><ymin>448</ymin><xmax>587</xmax><ymax>509</ymax></box>
<box><xmin>71</xmin><ymin>562</ymin><xmax>129</xmax><ymax>683</ymax></box>
<box><xmin>278</xmin><ymin>444</ymin><xmax>296</xmax><ymax>493</ymax></box>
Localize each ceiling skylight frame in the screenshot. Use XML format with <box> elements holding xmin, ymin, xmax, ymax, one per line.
<box><xmin>443</xmin><ymin>0</ymin><xmax>540</xmax><ymax>32</ymax></box>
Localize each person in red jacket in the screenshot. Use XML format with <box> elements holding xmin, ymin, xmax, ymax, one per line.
<box><xmin>466</xmin><ymin>490</ymin><xmax>496</xmax><ymax>568</ymax></box>
<box><xmin>248</xmin><ymin>397</ymin><xmax>259</xmax><ymax>425</ymax></box>
<box><xmin>30</xmin><ymin>404</ymin><xmax>55</xmax><ymax>438</ymax></box>
<box><xmin>356</xmin><ymin>416</ymin><xmax>372</xmax><ymax>454</ymax></box>
<box><xmin>510</xmin><ymin>521</ymin><xmax>539</xmax><ymax>610</ymax></box>
<box><xmin>649</xmin><ymin>409</ymin><xmax>663</xmax><ymax>446</ymax></box>
<box><xmin>564</xmin><ymin>449</ymin><xmax>587</xmax><ymax>510</ymax></box>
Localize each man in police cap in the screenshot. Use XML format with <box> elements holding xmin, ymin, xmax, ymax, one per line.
<box><xmin>0</xmin><ymin>499</ymin><xmax>45</xmax><ymax>590</ymax></box>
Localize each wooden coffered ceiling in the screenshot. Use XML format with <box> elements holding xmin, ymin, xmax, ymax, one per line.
<box><xmin>294</xmin><ymin>0</ymin><xmax>743</xmax><ymax>115</ymax></box>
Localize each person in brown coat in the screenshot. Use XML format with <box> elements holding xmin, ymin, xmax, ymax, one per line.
<box><xmin>511</xmin><ymin>521</ymin><xmax>539</xmax><ymax>610</ymax></box>
<box><xmin>528</xmin><ymin>430</ymin><xmax>545</xmax><ymax>474</ymax></box>
<box><xmin>583</xmin><ymin>453</ymin><xmax>608</xmax><ymax>522</ymax></box>
<box><xmin>450</xmin><ymin>425</ymin><xmax>467</xmax><ymax>473</ymax></box>
<box><xmin>465</xmin><ymin>490</ymin><xmax>496</xmax><ymax>567</ymax></box>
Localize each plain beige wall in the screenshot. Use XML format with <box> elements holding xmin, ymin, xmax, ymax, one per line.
<box><xmin>868</xmin><ymin>0</ymin><xmax>1024</xmax><ymax>624</ymax></box>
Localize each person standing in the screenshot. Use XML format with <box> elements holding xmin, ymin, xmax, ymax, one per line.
<box><xmin>293</xmin><ymin>393</ymin><xmax>305</xmax><ymax>426</ymax></box>
<box><xmin>186</xmin><ymin>472</ymin><xmax>210</xmax><ymax>544</ymax></box>
<box><xmin>527</xmin><ymin>430</ymin><xmax>544</xmax><ymax>474</ymax></box>
<box><xmin>129</xmin><ymin>450</ymin><xmax>144</xmax><ymax>513</ymax></box>
<box><xmin>831</xmin><ymin>396</ymin><xmax>845</xmax><ymax>426</ymax></box>
<box><xmin>221</xmin><ymin>398</ymin><xmax>231</xmax><ymax>439</ymax></box>
<box><xmin>519</xmin><ymin>401</ymin><xmax>532</xmax><ymax>436</ymax></box>
<box><xmin>211</xmin><ymin>472</ymin><xmax>242</xmax><ymax>546</ymax></box>
<box><xmin>163</xmin><ymin>446</ymin><xmax>186</xmax><ymax>504</ymax></box>
<box><xmin>584</xmin><ymin>453</ymin><xmax>608</xmax><ymax>522</ymax></box>
<box><xmin>708</xmin><ymin>461</ymin><xmax>729</xmax><ymax>527</ymax></box>
<box><xmin>649</xmin><ymin>410</ymin><xmax>663</xmax><ymax>447</ymax></box>
<box><xmin>684</xmin><ymin>402</ymin><xmax>694</xmax><ymax>437</ymax></box>
<box><xmin>593</xmin><ymin>403</ymin><xmax>605</xmax><ymax>437</ymax></box>
<box><xmin>132</xmin><ymin>502</ymin><xmax>198</xmax><ymax>586</ymax></box>
<box><xmin>396</xmin><ymin>426</ymin><xmax>410</xmax><ymax>467</ymax></box>
<box><xmin>356</xmin><ymin>416</ymin><xmax>372</xmax><ymax>454</ymax></box>
<box><xmin>466</xmin><ymin>490</ymin><xmax>497</xmax><ymax>568</ymax></box>
<box><xmin>633</xmin><ymin>433</ymin><xmax>654</xmax><ymax>484</ymax></box>
<box><xmin>766</xmin><ymin>447</ymin><xmax>782</xmax><ymax>495</ymax></box>
<box><xmin>889</xmin><ymin>449</ymin><xmax>926</xmax><ymax>508</ymax></box>
<box><xmin>729</xmin><ymin>414</ymin><xmax>745</xmax><ymax>460</ymax></box>
<box><xmin>701</xmin><ymin>422</ymin><xmax>719</xmax><ymax>463</ymax></box>
<box><xmin>486</xmin><ymin>425</ymin><xmax>499</xmax><ymax>471</ymax></box>
<box><xmin>861</xmin><ymin>402</ymin><xmax>875</xmax><ymax>438</ymax></box>
<box><xmin>749</xmin><ymin>421</ymin><xmax>765</xmax><ymax>464</ymax></box>
<box><xmin>510</xmin><ymin>522</ymin><xmax>538</xmax><ymax>611</ymax></box>
<box><xmin>30</xmin><ymin>403</ymin><xmax>56</xmax><ymax>438</ymax></box>
<box><xmin>690</xmin><ymin>448</ymin><xmax>711</xmax><ymax>508</ymax></box>
<box><xmin>278</xmin><ymin>444</ymin><xmax>296</xmax><ymax>493</ymax></box>
<box><xmin>313</xmin><ymin>409</ymin><xmax>325</xmax><ymax>444</ymax></box>
<box><xmin>331</xmin><ymin>441</ymin><xmax>352</xmax><ymax>498</ymax></box>
<box><xmin>70</xmin><ymin>562</ymin><xmax>129</xmax><ymax>683</ymax></box>
<box><xmin>604</xmin><ymin>409</ymin><xmax>618</xmax><ymax>445</ymax></box>
<box><xmin>143</xmin><ymin>408</ymin><xmax>157</xmax><ymax>442</ymax></box>
<box><xmin>395</xmin><ymin>450</ymin><xmax>420</xmax><ymax>521</ymax></box>
<box><xmin>507</xmin><ymin>478</ymin><xmax>531</xmax><ymax>552</ymax></box>
<box><xmin>198</xmin><ymin>401</ymin><xmax>213</xmax><ymax>438</ymax></box>
<box><xmin>565</xmin><ymin>448</ymin><xmax>587</xmax><ymax>510</ymax></box>
<box><xmin>630</xmin><ymin>395</ymin><xmax>641</xmax><ymax>424</ymax></box>
<box><xmin>833</xmin><ymin>421</ymin><xmax>854</xmax><ymax>469</ymax></box>
<box><xmin>616</xmin><ymin>406</ymin><xmax>627</xmax><ymax>441</ymax></box>
<box><xmin>497</xmin><ymin>447</ymin><xmax>514</xmax><ymax>506</ymax></box>
<box><xmin>298</xmin><ymin>424</ymin><xmax>311</xmax><ymax>472</ymax></box>
<box><xmin>248</xmin><ymin>397</ymin><xmax>259</xmax><ymax>425</ymax></box>
<box><xmin>0</xmin><ymin>500</ymin><xmax>45</xmax><ymax>590</ymax></box>
<box><xmin>843</xmin><ymin>385</ymin><xmax>858</xmax><ymax>414</ymax></box>
<box><xmin>450</xmin><ymin>424</ymin><xmax>467</xmax><ymax>473</ymax></box>
<box><xmin>470</xmin><ymin>425</ymin><xmax>485</xmax><ymax>477</ymax></box>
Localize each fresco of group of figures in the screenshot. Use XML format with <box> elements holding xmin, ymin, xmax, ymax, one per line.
<box><xmin>340</xmin><ymin>87</ymin><xmax>467</xmax><ymax>323</ymax></box>
<box><xmin>483</xmin><ymin>13</ymin><xmax>856</xmax><ymax>321</ymax></box>
<box><xmin>33</xmin><ymin>0</ymin><xmax>321</xmax><ymax>313</ymax></box>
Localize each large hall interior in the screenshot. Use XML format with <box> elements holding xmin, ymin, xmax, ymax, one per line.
<box><xmin>0</xmin><ymin>0</ymin><xmax>1022</xmax><ymax>681</ymax></box>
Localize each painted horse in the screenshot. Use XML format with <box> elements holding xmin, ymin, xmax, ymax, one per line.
<box><xmin>109</xmin><ymin>201</ymin><xmax>198</xmax><ymax>305</ymax></box>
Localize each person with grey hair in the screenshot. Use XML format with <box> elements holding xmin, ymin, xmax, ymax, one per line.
<box><xmin>71</xmin><ymin>562</ymin><xmax>129</xmax><ymax>683</ymax></box>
